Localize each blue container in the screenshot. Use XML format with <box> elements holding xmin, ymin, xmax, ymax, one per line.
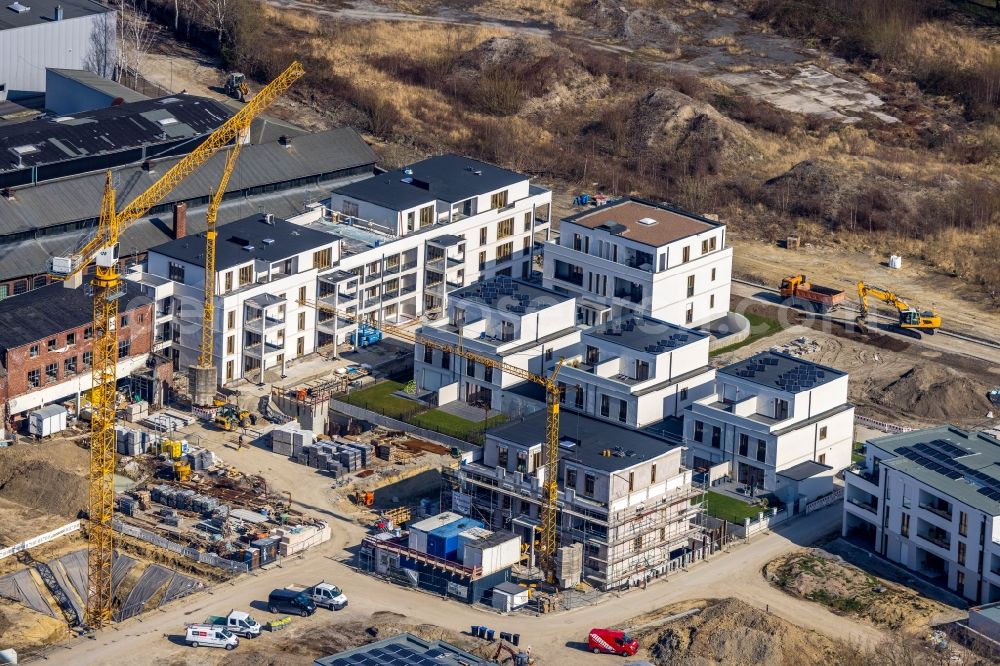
<box><xmin>478</xmin><ymin>626</ymin><xmax>487</xmax><ymax>639</ymax></box>
<box><xmin>486</xmin><ymin>629</ymin><xmax>495</xmax><ymax>641</ymax></box>
<box><xmin>426</xmin><ymin>517</ymin><xmax>484</xmax><ymax>561</ymax></box>
<box><xmin>471</xmin><ymin>625</ymin><xmax>478</xmax><ymax>636</ymax></box>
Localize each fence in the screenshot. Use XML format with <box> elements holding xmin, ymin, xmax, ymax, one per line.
<box><xmin>0</xmin><ymin>521</ymin><xmax>80</xmax><ymax>560</ymax></box>
<box><xmin>806</xmin><ymin>488</ymin><xmax>844</xmax><ymax>513</ymax></box>
<box><xmin>113</xmin><ymin>520</ymin><xmax>248</xmax><ymax>574</ymax></box>
<box><xmin>330</xmin><ymin>399</ymin><xmax>475</xmax><ymax>451</ymax></box>
<box><xmin>729</xmin><ymin>507</ymin><xmax>790</xmax><ymax>539</ymax></box>
<box><xmin>855</xmin><ymin>414</ymin><xmax>913</xmax><ymax>434</ymax></box>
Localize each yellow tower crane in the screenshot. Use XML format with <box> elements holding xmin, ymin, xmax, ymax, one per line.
<box><xmin>300</xmin><ymin>300</ymin><xmax>564</xmax><ymax>581</ymax></box>
<box><xmin>48</xmin><ymin>61</ymin><xmax>305</xmax><ymax>628</ymax></box>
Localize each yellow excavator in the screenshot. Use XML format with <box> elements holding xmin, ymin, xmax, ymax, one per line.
<box><xmin>856</xmin><ymin>281</ymin><xmax>941</xmax><ymax>334</ymax></box>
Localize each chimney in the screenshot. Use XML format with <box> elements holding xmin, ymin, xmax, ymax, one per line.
<box><xmin>54</xmin><ymin>4</ymin><xmax>63</xmax><ymax>20</ymax></box>
<box><xmin>173</xmin><ymin>202</ymin><xmax>187</xmax><ymax>239</ymax></box>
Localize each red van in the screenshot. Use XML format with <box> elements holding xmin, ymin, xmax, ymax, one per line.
<box><xmin>588</xmin><ymin>628</ymin><xmax>638</xmax><ymax>656</ymax></box>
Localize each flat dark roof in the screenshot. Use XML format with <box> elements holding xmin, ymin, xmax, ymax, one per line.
<box><xmin>0</xmin><ymin>0</ymin><xmax>109</xmax><ymax>30</ymax></box>
<box><xmin>563</xmin><ymin>197</ymin><xmax>722</xmax><ymax>248</ymax></box>
<box><xmin>0</xmin><ymin>281</ymin><xmax>149</xmax><ymax>351</ymax></box>
<box><xmin>314</xmin><ymin>632</ymin><xmax>487</xmax><ymax>666</ymax></box>
<box><xmin>451</xmin><ymin>276</ymin><xmax>569</xmax><ymax>315</ymax></box>
<box><xmin>489</xmin><ymin>410</ymin><xmax>679</xmax><ymax>472</ymax></box>
<box><xmin>719</xmin><ymin>351</ymin><xmax>845</xmax><ymax>393</ymax></box>
<box><xmin>333</xmin><ymin>154</ymin><xmax>526</xmax><ymax>210</ymax></box>
<box><xmin>149</xmin><ymin>214</ymin><xmax>335</xmax><ymax>271</ymax></box>
<box><xmin>586</xmin><ymin>314</ymin><xmax>707</xmax><ymax>353</ymax></box>
<box><xmin>777</xmin><ymin>460</ymin><xmax>832</xmax><ymax>481</ymax></box>
<box><xmin>0</xmin><ymin>95</ymin><xmax>231</xmax><ymax>173</ymax></box>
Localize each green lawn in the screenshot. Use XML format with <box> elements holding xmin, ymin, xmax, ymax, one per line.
<box><xmin>701</xmin><ymin>490</ymin><xmax>769</xmax><ymax>524</ymax></box>
<box><xmin>339</xmin><ymin>380</ymin><xmax>422</xmax><ymax>419</ymax></box>
<box><xmin>412</xmin><ymin>409</ymin><xmax>507</xmax><ymax>442</ymax></box>
<box><xmin>710</xmin><ymin>313</ymin><xmax>784</xmax><ymax>357</ymax></box>
<box><xmin>852</xmin><ymin>441</ymin><xmax>865</xmax><ymax>464</ymax></box>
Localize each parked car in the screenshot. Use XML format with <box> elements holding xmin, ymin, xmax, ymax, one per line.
<box><xmin>267</xmin><ymin>588</ymin><xmax>316</xmax><ymax>617</ymax></box>
<box><xmin>588</xmin><ymin>628</ymin><xmax>638</xmax><ymax>656</ymax></box>
<box><xmin>286</xmin><ymin>582</ymin><xmax>348</xmax><ymax>610</ymax></box>
<box><xmin>204</xmin><ymin>610</ymin><xmax>261</xmax><ymax>638</ymax></box>
<box><xmin>186</xmin><ymin>624</ymin><xmax>239</xmax><ymax>650</ymax></box>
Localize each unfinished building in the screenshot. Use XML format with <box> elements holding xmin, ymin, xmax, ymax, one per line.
<box><xmin>455</xmin><ymin>410</ymin><xmax>710</xmax><ymax>590</ymax></box>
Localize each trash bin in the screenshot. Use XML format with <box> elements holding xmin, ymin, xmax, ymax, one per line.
<box><xmin>487</xmin><ymin>629</ymin><xmax>495</xmax><ymax>641</ymax></box>
<box><xmin>478</xmin><ymin>626</ymin><xmax>487</xmax><ymax>639</ymax></box>
<box><xmin>512</xmin><ymin>633</ymin><xmax>520</xmax><ymax>646</ymax></box>
<box><xmin>471</xmin><ymin>625</ymin><xmax>478</xmax><ymax>636</ymax></box>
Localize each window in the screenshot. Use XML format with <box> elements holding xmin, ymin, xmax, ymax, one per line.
<box><xmin>516</xmin><ymin>451</ymin><xmax>527</xmax><ymax>473</ymax></box>
<box><xmin>710</xmin><ymin>236</ymin><xmax>717</xmax><ymax>251</ymax></box>
<box><xmin>532</xmin><ymin>451</ymin><xmax>541</xmax><ymax>471</ymax></box>
<box><xmin>900</xmin><ymin>512</ymin><xmax>910</xmax><ymax>537</ymax></box>
<box><xmin>711</xmin><ymin>267</ymin><xmax>717</xmax><ymax>281</ymax></box>
<box><xmin>522</xmin><ymin>236</ymin><xmax>531</xmax><ymax>256</ymax></box>
<box><xmin>618</xmin><ymin>400</ymin><xmax>627</xmax><ymax>423</ymax></box>
<box><xmin>756</xmin><ymin>439</ymin><xmax>767</xmax><ymax>462</ymax></box>
<box><xmin>27</xmin><ymin>369</ymin><xmax>40</xmax><ymax>388</ymax></box>
<box><xmin>45</xmin><ymin>362</ymin><xmax>58</xmax><ymax>381</ymax></box>
<box><xmin>682</xmin><ymin>246</ymin><xmax>691</xmax><ymax>263</ymax></box>
<box><xmin>959</xmin><ymin>511</ymin><xmax>968</xmax><ymax>537</ymax></box>
<box><xmin>584</xmin><ymin>473</ymin><xmax>595</xmax><ymax>496</ymax></box>
<box><xmin>498</xmin><ymin>218</ymin><xmax>514</xmax><ymax>239</ymax></box>
<box><xmin>958</xmin><ymin>541</ymin><xmax>966</xmax><ymax>566</ymax></box>
<box><xmin>29</xmin><ymin>344</ymin><xmax>39</xmax><ymax>358</ymax></box>
<box><xmin>64</xmin><ymin>357</ymin><xmax>77</xmax><ymax>376</ymax></box>
<box><xmin>168</xmin><ymin>262</ymin><xmax>185</xmax><ymax>283</ymax></box>
<box><xmin>498</xmin><ymin>447</ymin><xmax>509</xmax><ymax>468</ymax></box>
<box><xmin>0</xmin><ymin>284</ymin><xmax>6</xmax><ymax>300</ymax></box>
<box><xmin>478</xmin><ymin>251</ymin><xmax>487</xmax><ymax>270</ymax></box>
<box><xmin>524</xmin><ymin>212</ymin><xmax>532</xmax><ymax>231</ymax></box>
<box><xmin>685</xmin><ymin>303</ymin><xmax>694</xmax><ymax>324</ymax></box>
<box><xmin>496</xmin><ymin>242</ymin><xmax>513</xmax><ymax>263</ymax></box>
<box><xmin>298</xmin><ymin>286</ymin><xmax>306</xmax><ymax>304</ymax></box>
<box><xmin>227</xmin><ymin>311</ymin><xmax>236</xmax><ymax>330</ymax></box>
<box><xmin>651</xmin><ymin>464</ymin><xmax>657</xmax><ymax>483</ymax></box>
<box><xmin>574</xmin><ymin>386</ymin><xmax>584</xmax><ymax>409</ymax></box>
<box><xmin>225</xmin><ymin>271</ymin><xmax>233</xmax><ymax>292</ymax></box>
<box><xmin>558</xmin><ymin>382</ymin><xmax>566</xmax><ymax>404</ymax></box>
<box><xmin>419</xmin><ymin>205</ymin><xmax>434</xmax><ymax>228</ymax></box>
<box><xmin>484</xmin><ymin>366</ymin><xmax>494</xmax><ymax>383</ymax></box>
<box><xmin>118</xmin><ymin>340</ymin><xmax>130</xmax><ymax>359</ymax></box>
<box><xmin>298</xmin><ymin>312</ymin><xmax>306</xmax><ymax>332</ymax></box>
<box><xmin>84</xmin><ymin>326</ymin><xmax>93</xmax><ymax>340</ymax></box>
<box><xmin>441</xmin><ymin>351</ymin><xmax>450</xmax><ymax>370</ymax></box>
<box><xmin>342</xmin><ymin>200</ymin><xmax>359</xmax><ymax>217</ymax></box>
<box><xmin>313</xmin><ymin>248</ymin><xmax>332</xmax><ymax>270</ymax></box>
<box><xmin>66</xmin><ymin>332</ymin><xmax>76</xmax><ymax>346</ymax></box>
<box><xmin>239</xmin><ymin>265</ymin><xmax>252</xmax><ymax>286</ymax></box>
<box><xmin>520</xmin><ymin>499</ymin><xmax>531</xmax><ymax>514</ymax></box>
<box><xmin>566</xmin><ymin>468</ymin><xmax>577</xmax><ymax>487</ymax></box>
<box><xmin>120</xmin><ymin>314</ymin><xmax>129</xmax><ymax>327</ymax></box>
<box><xmin>679</xmin><ymin>387</ymin><xmax>688</xmax><ymax>401</ymax></box>
<box><xmin>296</xmin><ymin>337</ymin><xmax>305</xmax><ymax>356</ymax></box>
<box><xmin>490</xmin><ymin>190</ymin><xmax>508</xmax><ymax>209</ymax></box>
<box><xmin>47</xmin><ymin>338</ymin><xmax>56</xmax><ymax>352</ymax></box>
<box><xmin>628</xmin><ymin>471</ymin><xmax>634</xmax><ymax>492</ymax></box>
<box><xmin>711</xmin><ymin>426</ymin><xmax>721</xmax><ymax>449</ymax></box>
<box><xmin>774</xmin><ymin>398</ymin><xmax>789</xmax><ymax>420</ymax></box>
<box><xmin>710</xmin><ymin>294</ymin><xmax>715</xmax><ymax>309</ymax></box>
<box><xmin>702</xmin><ymin>239</ymin><xmax>709</xmax><ymax>254</ymax></box>
<box><xmin>83</xmin><ymin>351</ymin><xmax>93</xmax><ymax>368</ymax></box>
<box><xmin>600</xmin><ymin>394</ymin><xmax>610</xmax><ymax>417</ymax></box>
<box><xmin>693</xmin><ymin>420</ymin><xmax>704</xmax><ymax>443</ymax></box>
<box><xmin>226</xmin><ymin>335</ymin><xmax>235</xmax><ymax>355</ymax></box>
<box><xmin>958</xmin><ymin>571</ymin><xmax>965</xmax><ymax>589</ymax></box>
<box><xmin>423</xmin><ymin>345</ymin><xmax>433</xmax><ymax>364</ymax></box>
<box><xmin>687</xmin><ymin>275</ymin><xmax>695</xmax><ymax>297</ymax></box>
<box><xmin>545</xmin><ymin>348</ymin><xmax>553</xmax><ymax>361</ymax></box>
<box><xmin>479</xmin><ymin>227</ymin><xmax>488</xmax><ymax>245</ymax></box>
<box><xmin>226</xmin><ymin>360</ymin><xmax>234</xmax><ymax>380</ymax></box>
<box><xmin>13</xmin><ymin>279</ymin><xmax>27</xmax><ymax>295</ymax></box>
<box><xmin>819</xmin><ymin>426</ymin><xmax>828</xmax><ymax>440</ymax></box>
<box><xmin>739</xmin><ymin>434</ymin><xmax>749</xmax><ymax>457</ymax></box>
<box><xmin>467</xmin><ymin>359</ymin><xmax>476</xmax><ymax>376</ymax></box>
<box><xmin>818</xmin><ymin>453</ymin><xmax>826</xmax><ymax>465</ymax></box>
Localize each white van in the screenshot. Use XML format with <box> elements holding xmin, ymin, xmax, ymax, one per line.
<box><xmin>186</xmin><ymin>624</ymin><xmax>239</xmax><ymax>650</ymax></box>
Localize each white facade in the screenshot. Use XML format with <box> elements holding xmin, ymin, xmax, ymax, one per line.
<box><xmin>843</xmin><ymin>427</ymin><xmax>1000</xmax><ymax>604</ymax></box>
<box><xmin>129</xmin><ymin>208</ymin><xmax>338</xmax><ymax>385</ymax></box>
<box><xmin>414</xmin><ymin>278</ymin><xmax>579</xmax><ymax>413</ymax></box>
<box><xmin>555</xmin><ymin>315</ymin><xmax>715</xmax><ymax>428</ymax></box>
<box><xmin>684</xmin><ymin>351</ymin><xmax>854</xmax><ymax>491</ymax></box>
<box><xmin>543</xmin><ymin>198</ymin><xmax>732</xmax><ymax>327</ymax></box>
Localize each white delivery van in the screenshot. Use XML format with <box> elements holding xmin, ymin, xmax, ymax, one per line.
<box><xmin>186</xmin><ymin>624</ymin><xmax>239</xmax><ymax>650</ymax></box>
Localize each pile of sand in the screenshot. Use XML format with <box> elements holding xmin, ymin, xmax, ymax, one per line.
<box><xmin>0</xmin><ymin>450</ymin><xmax>87</xmax><ymax>519</ymax></box>
<box><xmin>873</xmin><ymin>365</ymin><xmax>994</xmax><ymax>421</ymax></box>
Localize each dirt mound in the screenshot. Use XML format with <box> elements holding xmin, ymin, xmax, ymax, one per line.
<box><xmin>629</xmin><ymin>88</ymin><xmax>763</xmax><ymax>166</ymax></box>
<box><xmin>582</xmin><ymin>0</ymin><xmax>682</xmax><ymax>45</ymax></box>
<box><xmin>873</xmin><ymin>365</ymin><xmax>994</xmax><ymax>421</ymax></box>
<box><xmin>637</xmin><ymin>597</ymin><xmax>838</xmax><ymax>665</ymax></box>
<box><xmin>0</xmin><ymin>449</ymin><xmax>87</xmax><ymax>519</ymax></box>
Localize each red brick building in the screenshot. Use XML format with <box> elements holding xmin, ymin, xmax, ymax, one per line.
<box><xmin>0</xmin><ymin>282</ymin><xmax>155</xmax><ymax>423</ymax></box>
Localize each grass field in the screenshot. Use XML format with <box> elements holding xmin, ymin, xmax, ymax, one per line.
<box><xmin>701</xmin><ymin>490</ymin><xmax>769</xmax><ymax>524</ymax></box>
<box><xmin>412</xmin><ymin>410</ymin><xmax>508</xmax><ymax>442</ymax></box>
<box><xmin>339</xmin><ymin>380</ymin><xmax>421</xmax><ymax>419</ymax></box>
<box><xmin>710</xmin><ymin>313</ymin><xmax>784</xmax><ymax>357</ymax></box>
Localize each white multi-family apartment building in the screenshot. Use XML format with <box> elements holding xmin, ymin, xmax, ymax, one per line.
<box><xmin>456</xmin><ymin>410</ymin><xmax>705</xmax><ymax>590</ymax></box>
<box><xmin>684</xmin><ymin>351</ymin><xmax>854</xmax><ymax>492</ymax></box>
<box><xmin>554</xmin><ymin>314</ymin><xmax>715</xmax><ymax>429</ymax></box>
<box><xmin>414</xmin><ymin>277</ymin><xmax>579</xmax><ymax>414</ymax></box>
<box><xmin>543</xmin><ymin>197</ymin><xmax>731</xmax><ymax>328</ymax></box>
<box><xmin>128</xmin><ymin>211</ymin><xmax>339</xmax><ymax>384</ymax></box>
<box><xmin>843</xmin><ymin>426</ymin><xmax>1000</xmax><ymax>604</ymax></box>
<box><xmin>317</xmin><ymin>155</ymin><xmax>551</xmax><ymax>344</ymax></box>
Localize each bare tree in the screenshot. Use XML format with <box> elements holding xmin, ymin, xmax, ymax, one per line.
<box><xmin>84</xmin><ymin>12</ymin><xmax>117</xmax><ymax>79</ymax></box>
<box><xmin>117</xmin><ymin>0</ymin><xmax>154</xmax><ymax>89</ymax></box>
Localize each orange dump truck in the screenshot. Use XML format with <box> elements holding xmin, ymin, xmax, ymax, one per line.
<box><xmin>779</xmin><ymin>275</ymin><xmax>846</xmax><ymax>313</ymax></box>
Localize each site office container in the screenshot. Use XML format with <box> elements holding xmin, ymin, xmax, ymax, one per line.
<box><xmin>29</xmin><ymin>404</ymin><xmax>68</xmax><ymax>437</ymax></box>
<box><xmin>426</xmin><ymin>518</ymin><xmax>483</xmax><ymax>561</ymax></box>
<box><xmin>462</xmin><ymin>532</ymin><xmax>521</xmax><ymax>575</ymax></box>
<box><xmin>407</xmin><ymin>512</ymin><xmax>463</xmax><ymax>553</ymax></box>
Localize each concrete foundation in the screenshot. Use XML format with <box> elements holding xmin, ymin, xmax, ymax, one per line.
<box><xmin>188</xmin><ymin>365</ymin><xmax>217</xmax><ymax>408</ymax></box>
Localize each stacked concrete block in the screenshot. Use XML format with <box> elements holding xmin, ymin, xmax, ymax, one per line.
<box><xmin>272</xmin><ymin>522</ymin><xmax>332</xmax><ymax>557</ymax></box>
<box><xmin>271</xmin><ymin>423</ymin><xmax>313</xmax><ymax>457</ymax></box>
<box><xmin>555</xmin><ymin>543</ymin><xmax>584</xmax><ymax>589</ymax></box>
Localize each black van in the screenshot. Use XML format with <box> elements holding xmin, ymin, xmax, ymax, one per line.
<box><xmin>267</xmin><ymin>588</ymin><xmax>316</xmax><ymax>617</ymax></box>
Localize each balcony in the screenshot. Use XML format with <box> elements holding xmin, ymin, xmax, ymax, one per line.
<box><xmin>846</xmin><ymin>496</ymin><xmax>877</xmax><ymax>514</ymax></box>
<box><xmin>919</xmin><ymin>502</ymin><xmax>952</xmax><ymax>521</ymax></box>
<box><xmin>338</xmin><ymin>291</ymin><xmax>359</xmax><ymax>302</ymax></box>
<box><xmin>400</xmin><ymin>284</ymin><xmax>418</xmax><ymax>296</ymax></box>
<box><xmin>400</xmin><ymin>260</ymin><xmax>419</xmax><ymax>272</ymax></box>
<box><xmin>382</xmin><ymin>289</ymin><xmax>399</xmax><ymax>300</ymax></box>
<box><xmin>384</xmin><ymin>263</ymin><xmax>401</xmax><ymax>275</ymax></box>
<box><xmin>363</xmin><ymin>297</ymin><xmax>380</xmax><ymax>308</ymax></box>
<box><xmin>244</xmin><ymin>341</ymin><xmax>283</xmax><ymax>357</ymax></box>
<box><xmin>916</xmin><ymin>527</ymin><xmax>951</xmax><ymax>551</ymax></box>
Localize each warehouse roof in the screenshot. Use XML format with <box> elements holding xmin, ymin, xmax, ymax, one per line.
<box><xmin>586</xmin><ymin>314</ymin><xmax>707</xmax><ymax>353</ymax></box>
<box><xmin>563</xmin><ymin>197</ymin><xmax>722</xmax><ymax>248</ymax></box>
<box><xmin>490</xmin><ymin>410</ymin><xmax>680</xmax><ymax>472</ymax></box>
<box><xmin>0</xmin><ymin>0</ymin><xmax>109</xmax><ymax>30</ymax></box>
<box><xmin>719</xmin><ymin>351</ymin><xmax>845</xmax><ymax>393</ymax></box>
<box><xmin>0</xmin><ymin>95</ymin><xmax>231</xmax><ymax>173</ymax></box>
<box><xmin>869</xmin><ymin>425</ymin><xmax>1000</xmax><ymax>516</ymax></box>
<box><xmin>0</xmin><ymin>127</ymin><xmax>375</xmax><ymax>237</ymax></box>
<box><xmin>314</xmin><ymin>633</ymin><xmax>487</xmax><ymax>666</ymax></box>
<box><xmin>46</xmin><ymin>68</ymin><xmax>148</xmax><ymax>105</ymax></box>
<box><xmin>150</xmin><ymin>213</ymin><xmax>336</xmax><ymax>271</ymax></box>
<box><xmin>0</xmin><ymin>281</ymin><xmax>148</xmax><ymax>350</ymax></box>
<box><xmin>333</xmin><ymin>154</ymin><xmax>526</xmax><ymax>210</ymax></box>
